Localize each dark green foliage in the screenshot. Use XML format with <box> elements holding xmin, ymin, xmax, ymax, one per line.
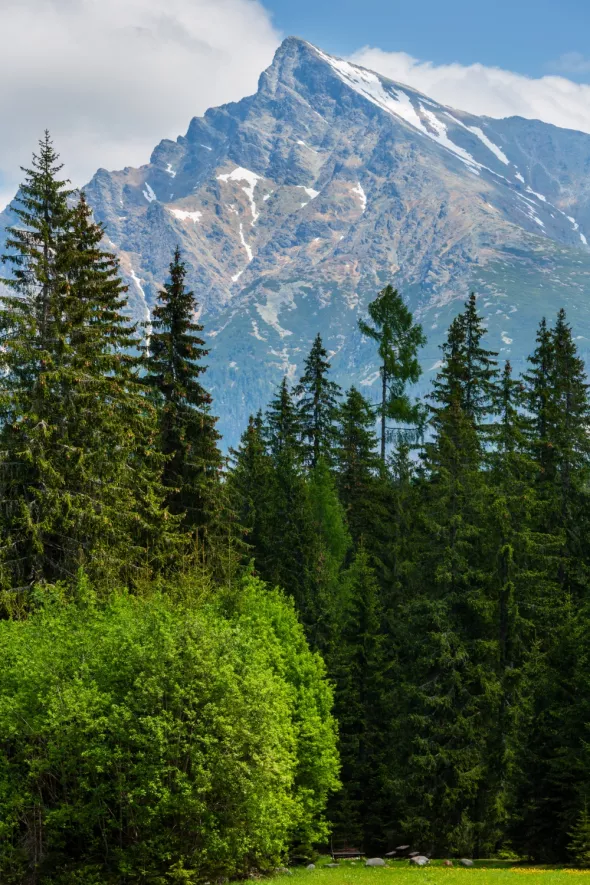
<box><xmin>228</xmin><ymin>412</ymin><xmax>274</xmax><ymax>560</ymax></box>
<box><xmin>304</xmin><ymin>459</ymin><xmax>350</xmax><ymax>655</ymax></box>
<box><xmin>359</xmin><ymin>284</ymin><xmax>426</xmax><ymax>459</ymax></box>
<box><xmin>1</xmin><ymin>131</ymin><xmax>73</xmax><ymax>348</ymax></box>
<box><xmin>294</xmin><ymin>334</ymin><xmax>341</xmax><ymax>468</ymax></box>
<box><xmin>6</xmin><ymin>134</ymin><xmax>590</xmax><ymax>871</ymax></box>
<box><xmin>266</xmin><ymin>376</ymin><xmax>303</xmax><ymax>459</ymax></box>
<box><xmin>146</xmin><ymin>247</ymin><xmax>222</xmax><ymax>540</ymax></box>
<box><xmin>0</xmin><ymin>578</ymin><xmax>339</xmax><ymax>884</ymax></box>
<box><xmin>0</xmin><ymin>161</ymin><xmax>176</xmax><ymax>599</ymax></box>
<box><xmin>334</xmin><ymin>386</ymin><xmax>382</xmax><ymax>545</ymax></box>
<box><xmin>569</xmin><ymin>808</ymin><xmax>590</xmax><ymax>866</ymax></box>
<box><xmin>330</xmin><ymin>549</ymin><xmax>386</xmax><ymax>850</ymax></box>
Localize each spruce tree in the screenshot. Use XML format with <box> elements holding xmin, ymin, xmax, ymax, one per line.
<box><xmin>522</xmin><ymin>317</ymin><xmax>556</xmax><ymax>482</ymax></box>
<box><xmin>228</xmin><ymin>412</ymin><xmax>274</xmax><ymax>569</ymax></box>
<box><xmin>479</xmin><ymin>361</ymin><xmax>552</xmax><ymax>853</ymax></box>
<box><xmin>305</xmin><ymin>458</ymin><xmax>350</xmax><ymax>655</ymax></box>
<box><xmin>462</xmin><ymin>292</ymin><xmax>500</xmax><ymax>424</ymax></box>
<box><xmin>294</xmin><ymin>334</ymin><xmax>341</xmax><ymax>468</ymax></box>
<box><xmin>265</xmin><ymin>376</ymin><xmax>302</xmax><ymax>459</ymax></box>
<box><xmin>392</xmin><ymin>304</ymin><xmax>501</xmax><ymax>854</ymax></box>
<box><xmin>59</xmin><ymin>197</ymin><xmax>180</xmax><ymax>582</ymax></box>
<box><xmin>569</xmin><ymin>807</ymin><xmax>590</xmax><ymax>866</ymax></box>
<box><xmin>256</xmin><ymin>378</ymin><xmax>314</xmax><ymax>613</ymax></box>
<box><xmin>0</xmin><ymin>172</ymin><xmax>178</xmax><ymax>597</ymax></box>
<box><xmin>146</xmin><ymin>247</ymin><xmax>222</xmax><ymax>540</ymax></box>
<box><xmin>511</xmin><ymin>312</ymin><xmax>590</xmax><ymax>861</ymax></box>
<box><xmin>358</xmin><ymin>285</ymin><xmax>426</xmax><ymax>460</ymax></box>
<box><xmin>334</xmin><ymin>386</ymin><xmax>382</xmax><ymax>545</ymax></box>
<box><xmin>1</xmin><ymin>131</ymin><xmax>73</xmax><ymax>350</ymax></box>
<box><xmin>330</xmin><ymin>548</ymin><xmax>386</xmax><ymax>849</ymax></box>
<box><xmin>431</xmin><ymin>293</ymin><xmax>499</xmax><ymax>431</ymax></box>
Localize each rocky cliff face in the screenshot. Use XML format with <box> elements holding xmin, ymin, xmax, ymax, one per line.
<box><xmin>3</xmin><ymin>37</ymin><xmax>590</xmax><ymax>446</ymax></box>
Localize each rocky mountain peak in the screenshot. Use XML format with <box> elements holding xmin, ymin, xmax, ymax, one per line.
<box><xmin>2</xmin><ymin>39</ymin><xmax>590</xmax><ymax>448</ymax></box>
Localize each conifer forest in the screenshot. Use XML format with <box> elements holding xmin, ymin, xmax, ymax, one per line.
<box><xmin>3</xmin><ymin>135</ymin><xmax>590</xmax><ymax>883</ymax></box>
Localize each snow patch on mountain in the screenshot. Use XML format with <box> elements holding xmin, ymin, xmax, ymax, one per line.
<box><xmin>314</xmin><ymin>46</ymin><xmax>485</xmax><ymax>174</ymax></box>
<box><xmin>238</xmin><ymin>223</ymin><xmax>254</xmax><ymax>262</ymax></box>
<box><xmin>526</xmin><ymin>186</ymin><xmax>547</xmax><ymax>203</ymax></box>
<box><xmin>251</xmin><ymin>319</ymin><xmax>266</xmax><ymax>341</ymax></box>
<box><xmin>217</xmin><ymin>167</ymin><xmax>262</xmax><ymax>223</ymax></box>
<box><xmin>352</xmin><ymin>182</ymin><xmax>367</xmax><ymax>213</ymax></box>
<box><xmin>130</xmin><ymin>268</ymin><xmax>151</xmax><ymax>327</ymax></box>
<box><xmin>256</xmin><ymin>289</ymin><xmax>294</xmax><ymax>339</ymax></box>
<box><xmin>231</xmin><ymin>223</ymin><xmax>254</xmax><ymax>282</ymax></box>
<box><xmin>419</xmin><ymin>105</ymin><xmax>482</xmax><ymax>173</ymax></box>
<box><xmin>466</xmin><ymin>125</ymin><xmax>510</xmax><ymax>165</ymax></box>
<box><xmin>142</xmin><ymin>182</ymin><xmax>157</xmax><ymax>203</ymax></box>
<box><xmin>360</xmin><ymin>370</ymin><xmax>380</xmax><ymax>387</ymax></box>
<box><xmin>165</xmin><ymin>164</ymin><xmax>176</xmax><ymax>178</ymax></box>
<box><xmin>169</xmin><ymin>208</ymin><xmax>202</xmax><ymax>223</ymax></box>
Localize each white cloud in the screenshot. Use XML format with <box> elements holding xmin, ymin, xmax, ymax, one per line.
<box><xmin>4</xmin><ymin>7</ymin><xmax>590</xmax><ymax>215</ymax></box>
<box><xmin>349</xmin><ymin>46</ymin><xmax>590</xmax><ymax>136</ymax></box>
<box><xmin>0</xmin><ymin>0</ymin><xmax>280</xmax><ymax>209</ymax></box>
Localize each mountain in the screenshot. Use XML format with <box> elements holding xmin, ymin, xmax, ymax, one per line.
<box><xmin>3</xmin><ymin>37</ymin><xmax>590</xmax><ymax>446</ymax></box>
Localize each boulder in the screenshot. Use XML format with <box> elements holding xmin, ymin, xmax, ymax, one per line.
<box><xmin>444</xmin><ymin>861</ymin><xmax>453</xmax><ymax>867</ymax></box>
<box><xmin>385</xmin><ymin>851</ymin><xmax>397</xmax><ymax>858</ymax></box>
<box><xmin>460</xmin><ymin>859</ymin><xmax>474</xmax><ymax>868</ymax></box>
<box><xmin>409</xmin><ymin>852</ymin><xmax>420</xmax><ymax>858</ymax></box>
<box><xmin>306</xmin><ymin>864</ymin><xmax>316</xmax><ymax>871</ymax></box>
<box><xmin>410</xmin><ymin>856</ymin><xmax>430</xmax><ymax>867</ymax></box>
<box><xmin>366</xmin><ymin>858</ymin><xmax>386</xmax><ymax>867</ymax></box>
<box><xmin>326</xmin><ymin>864</ymin><xmax>339</xmax><ymax>868</ymax></box>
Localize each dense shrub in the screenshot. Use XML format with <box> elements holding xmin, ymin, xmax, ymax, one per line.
<box><xmin>0</xmin><ymin>577</ymin><xmax>339</xmax><ymax>884</ymax></box>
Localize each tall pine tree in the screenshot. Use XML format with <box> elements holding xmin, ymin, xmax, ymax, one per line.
<box><xmin>146</xmin><ymin>247</ymin><xmax>223</xmax><ymax>547</ymax></box>
<box><xmin>358</xmin><ymin>285</ymin><xmax>426</xmax><ymax>460</ymax></box>
<box><xmin>294</xmin><ymin>334</ymin><xmax>341</xmax><ymax>468</ymax></box>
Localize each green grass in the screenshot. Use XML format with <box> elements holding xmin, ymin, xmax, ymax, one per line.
<box><xmin>258</xmin><ymin>860</ymin><xmax>590</xmax><ymax>885</ymax></box>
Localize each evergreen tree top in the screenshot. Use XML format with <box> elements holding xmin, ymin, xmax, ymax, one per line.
<box><xmin>265</xmin><ymin>376</ymin><xmax>302</xmax><ymax>460</ymax></box>
<box><xmin>295</xmin><ymin>334</ymin><xmax>342</xmax><ymax>469</ymax></box>
<box><xmin>147</xmin><ymin>246</ymin><xmax>212</xmax><ymax>410</ymax></box>
<box><xmin>294</xmin><ymin>333</ymin><xmax>342</xmax><ymax>404</ymax></box>
<box><xmin>358</xmin><ymin>284</ymin><xmax>425</xmax><ymax>384</ymax></box>
<box><xmin>431</xmin><ymin>292</ymin><xmax>499</xmax><ymax>426</ymax></box>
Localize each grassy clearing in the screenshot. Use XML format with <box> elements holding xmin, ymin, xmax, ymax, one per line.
<box><xmin>259</xmin><ymin>861</ymin><xmax>590</xmax><ymax>885</ymax></box>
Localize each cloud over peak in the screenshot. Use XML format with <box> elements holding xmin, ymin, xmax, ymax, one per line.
<box><xmin>349</xmin><ymin>45</ymin><xmax>590</xmax><ymax>135</ymax></box>
<box><xmin>0</xmin><ymin>0</ymin><xmax>280</xmax><ymax>208</ymax></box>
<box><xmin>3</xmin><ymin>3</ymin><xmax>590</xmax><ymax>212</ymax></box>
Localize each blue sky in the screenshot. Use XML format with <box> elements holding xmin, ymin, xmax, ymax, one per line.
<box><xmin>264</xmin><ymin>0</ymin><xmax>590</xmax><ymax>80</ymax></box>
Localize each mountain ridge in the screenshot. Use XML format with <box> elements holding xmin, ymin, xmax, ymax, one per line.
<box><xmin>3</xmin><ymin>37</ymin><xmax>590</xmax><ymax>446</ymax></box>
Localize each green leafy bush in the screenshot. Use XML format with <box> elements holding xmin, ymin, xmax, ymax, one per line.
<box><xmin>0</xmin><ymin>578</ymin><xmax>339</xmax><ymax>884</ymax></box>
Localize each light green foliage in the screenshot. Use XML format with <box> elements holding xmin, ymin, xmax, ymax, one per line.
<box><xmin>0</xmin><ymin>578</ymin><xmax>339</xmax><ymax>884</ymax></box>
<box><xmin>254</xmin><ymin>862</ymin><xmax>590</xmax><ymax>885</ymax></box>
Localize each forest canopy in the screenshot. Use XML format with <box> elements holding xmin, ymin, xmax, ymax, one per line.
<box><xmin>2</xmin><ymin>134</ymin><xmax>590</xmax><ymax>882</ymax></box>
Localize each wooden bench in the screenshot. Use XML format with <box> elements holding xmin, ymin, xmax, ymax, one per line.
<box><xmin>331</xmin><ymin>847</ymin><xmax>365</xmax><ymax>861</ymax></box>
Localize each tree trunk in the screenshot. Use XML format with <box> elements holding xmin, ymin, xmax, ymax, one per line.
<box><xmin>381</xmin><ymin>367</ymin><xmax>387</xmax><ymax>462</ymax></box>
